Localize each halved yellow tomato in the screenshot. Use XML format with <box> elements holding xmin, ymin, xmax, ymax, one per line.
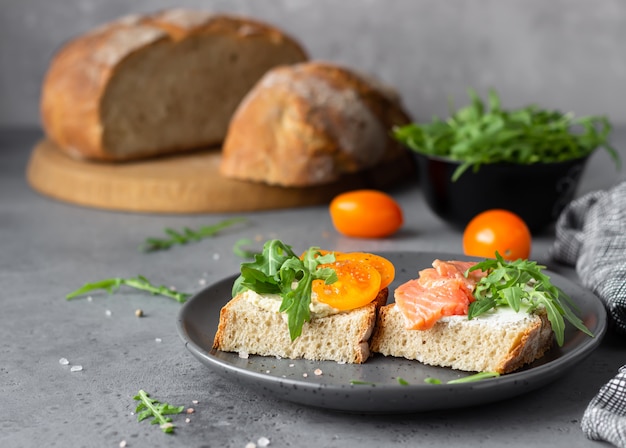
<box><xmin>333</xmin><ymin>252</ymin><xmax>395</xmax><ymax>290</ymax></box>
<box><xmin>302</xmin><ymin>249</ymin><xmax>395</xmax><ymax>291</ymax></box>
<box><xmin>312</xmin><ymin>259</ymin><xmax>381</xmax><ymax>311</ymax></box>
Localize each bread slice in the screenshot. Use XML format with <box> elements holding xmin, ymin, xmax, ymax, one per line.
<box><xmin>41</xmin><ymin>9</ymin><xmax>307</xmax><ymax>161</ymax></box>
<box><xmin>219</xmin><ymin>61</ymin><xmax>414</xmax><ymax>187</ymax></box>
<box><xmin>370</xmin><ymin>303</ymin><xmax>553</xmax><ymax>374</ymax></box>
<box><xmin>213</xmin><ymin>288</ymin><xmax>388</xmax><ymax>364</ymax></box>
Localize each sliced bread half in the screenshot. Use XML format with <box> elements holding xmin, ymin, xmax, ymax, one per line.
<box><xmin>370</xmin><ymin>303</ymin><xmax>553</xmax><ymax>374</ymax></box>
<box><xmin>213</xmin><ymin>288</ymin><xmax>388</xmax><ymax>364</ymax></box>
<box><xmin>41</xmin><ymin>9</ymin><xmax>307</xmax><ymax>161</ymax></box>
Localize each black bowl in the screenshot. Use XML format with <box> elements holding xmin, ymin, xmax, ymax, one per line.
<box><xmin>414</xmin><ymin>152</ymin><xmax>589</xmax><ymax>232</ymax></box>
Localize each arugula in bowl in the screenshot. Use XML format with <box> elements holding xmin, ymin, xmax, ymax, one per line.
<box><xmin>392</xmin><ymin>89</ymin><xmax>620</xmax><ymax>181</ymax></box>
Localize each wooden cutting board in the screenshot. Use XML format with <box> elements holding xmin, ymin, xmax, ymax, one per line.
<box><xmin>26</xmin><ymin>139</ymin><xmax>416</xmax><ymax>213</ymax></box>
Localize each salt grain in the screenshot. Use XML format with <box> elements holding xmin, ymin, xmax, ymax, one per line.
<box><xmin>185</xmin><ymin>417</ymin><xmax>191</xmax><ymax>423</ymax></box>
<box><xmin>192</xmin><ymin>400</ymin><xmax>199</xmax><ymax>404</ymax></box>
<box><xmin>289</xmin><ymin>364</ymin><xmax>295</xmax><ymax>368</ymax></box>
<box><xmin>186</xmin><ymin>408</ymin><xmax>195</xmax><ymax>414</ymax></box>
<box><xmin>70</xmin><ymin>365</ymin><xmax>83</xmax><ymax>372</ymax></box>
<box><xmin>238</xmin><ymin>351</ymin><xmax>249</xmax><ymax>359</ymax></box>
<box><xmin>87</xmin><ymin>296</ymin><xmax>93</xmax><ymax>302</ymax></box>
<box><xmin>314</xmin><ymin>369</ymin><xmax>323</xmax><ymax>376</ymax></box>
<box><xmin>212</xmin><ymin>253</ymin><xmax>220</xmax><ymax>261</ymax></box>
<box><xmin>245</xmin><ymin>443</ymin><xmax>256</xmax><ymax>448</ymax></box>
<box><xmin>59</xmin><ymin>358</ymin><xmax>69</xmax><ymax>365</ymax></box>
<box><xmin>258</xmin><ymin>436</ymin><xmax>270</xmax><ymax>447</ymax></box>
<box><xmin>155</xmin><ymin>338</ymin><xmax>162</xmax><ymax>343</ymax></box>
<box><xmin>119</xmin><ymin>440</ymin><xmax>127</xmax><ymax>448</ymax></box>
<box><xmin>105</xmin><ymin>310</ymin><xmax>112</xmax><ymax>317</ymax></box>
<box><xmin>198</xmin><ymin>278</ymin><xmax>207</xmax><ymax>286</ymax></box>
<box><xmin>302</xmin><ymin>373</ymin><xmax>308</xmax><ymax>378</ymax></box>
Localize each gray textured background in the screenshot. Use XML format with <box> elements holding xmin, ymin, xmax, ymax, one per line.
<box><xmin>1</xmin><ymin>0</ymin><xmax>625</xmax><ymax>128</ymax></box>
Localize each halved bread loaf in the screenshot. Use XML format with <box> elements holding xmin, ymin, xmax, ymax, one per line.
<box><xmin>370</xmin><ymin>303</ymin><xmax>553</xmax><ymax>374</ymax></box>
<box><xmin>219</xmin><ymin>61</ymin><xmax>414</xmax><ymax>186</ymax></box>
<box><xmin>41</xmin><ymin>9</ymin><xmax>307</xmax><ymax>161</ymax></box>
<box><xmin>213</xmin><ymin>288</ymin><xmax>388</xmax><ymax>364</ymax></box>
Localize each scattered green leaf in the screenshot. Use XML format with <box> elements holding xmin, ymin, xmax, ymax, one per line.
<box><xmin>447</xmin><ymin>371</ymin><xmax>500</xmax><ymax>384</ymax></box>
<box><xmin>424</xmin><ymin>372</ymin><xmax>500</xmax><ymax>385</ymax></box>
<box><xmin>350</xmin><ymin>380</ymin><xmax>376</xmax><ymax>385</ymax></box>
<box><xmin>392</xmin><ymin>88</ymin><xmax>620</xmax><ymax>181</ymax></box>
<box><xmin>133</xmin><ymin>389</ymin><xmax>184</xmax><ymax>434</ymax></box>
<box><xmin>467</xmin><ymin>252</ymin><xmax>594</xmax><ymax>346</ymax></box>
<box><xmin>232</xmin><ymin>240</ymin><xmax>337</xmax><ymax>340</ymax></box>
<box><xmin>397</xmin><ymin>377</ymin><xmax>410</xmax><ymax>385</ymax></box>
<box><xmin>233</xmin><ymin>238</ymin><xmax>258</xmax><ymax>259</ymax></box>
<box><xmin>140</xmin><ymin>217</ymin><xmax>246</xmax><ymax>252</ymax></box>
<box><xmin>66</xmin><ymin>275</ymin><xmax>191</xmax><ymax>303</ymax></box>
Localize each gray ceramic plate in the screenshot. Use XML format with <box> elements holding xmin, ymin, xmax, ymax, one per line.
<box><xmin>177</xmin><ymin>251</ymin><xmax>606</xmax><ymax>413</ymax></box>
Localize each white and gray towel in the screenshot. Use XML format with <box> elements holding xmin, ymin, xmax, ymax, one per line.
<box><xmin>551</xmin><ymin>180</ymin><xmax>626</xmax><ymax>447</ymax></box>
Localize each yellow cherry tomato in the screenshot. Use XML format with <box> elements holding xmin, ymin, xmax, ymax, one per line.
<box><xmin>304</xmin><ymin>250</ymin><xmax>395</xmax><ymax>290</ymax></box>
<box><xmin>333</xmin><ymin>252</ymin><xmax>395</xmax><ymax>290</ymax></box>
<box><xmin>329</xmin><ymin>190</ymin><xmax>403</xmax><ymax>238</ymax></box>
<box><xmin>462</xmin><ymin>209</ymin><xmax>532</xmax><ymax>260</ymax></box>
<box><xmin>312</xmin><ymin>259</ymin><xmax>381</xmax><ymax>311</ymax></box>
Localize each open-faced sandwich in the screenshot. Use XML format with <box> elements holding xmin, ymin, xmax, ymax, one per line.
<box><xmin>370</xmin><ymin>252</ymin><xmax>594</xmax><ymax>374</ymax></box>
<box><xmin>212</xmin><ymin>240</ymin><xmax>394</xmax><ymax>364</ymax></box>
<box><xmin>214</xmin><ymin>244</ymin><xmax>593</xmax><ymax>374</ymax></box>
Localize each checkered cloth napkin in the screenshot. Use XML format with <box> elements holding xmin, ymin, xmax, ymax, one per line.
<box><xmin>551</xmin><ymin>180</ymin><xmax>626</xmax><ymax>447</ymax></box>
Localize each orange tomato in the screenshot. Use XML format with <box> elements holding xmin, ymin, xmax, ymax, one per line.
<box><xmin>329</xmin><ymin>190</ymin><xmax>403</xmax><ymax>238</ymax></box>
<box><xmin>462</xmin><ymin>209</ymin><xmax>532</xmax><ymax>261</ymax></box>
<box><xmin>334</xmin><ymin>252</ymin><xmax>395</xmax><ymax>289</ymax></box>
<box><xmin>312</xmin><ymin>259</ymin><xmax>381</xmax><ymax>311</ymax></box>
<box><xmin>304</xmin><ymin>249</ymin><xmax>395</xmax><ymax>290</ymax></box>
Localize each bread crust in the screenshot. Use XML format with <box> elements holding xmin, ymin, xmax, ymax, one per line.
<box><xmin>219</xmin><ymin>61</ymin><xmax>414</xmax><ymax>186</ymax></box>
<box><xmin>213</xmin><ymin>287</ymin><xmax>388</xmax><ymax>364</ymax></box>
<box><xmin>41</xmin><ymin>9</ymin><xmax>308</xmax><ymax>161</ymax></box>
<box><xmin>370</xmin><ymin>304</ymin><xmax>553</xmax><ymax>374</ymax></box>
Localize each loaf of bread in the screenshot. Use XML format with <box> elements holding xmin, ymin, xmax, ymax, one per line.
<box><xmin>213</xmin><ymin>288</ymin><xmax>389</xmax><ymax>364</ymax></box>
<box><xmin>370</xmin><ymin>304</ymin><xmax>553</xmax><ymax>374</ymax></box>
<box><xmin>41</xmin><ymin>9</ymin><xmax>308</xmax><ymax>161</ymax></box>
<box><xmin>219</xmin><ymin>61</ymin><xmax>413</xmax><ymax>187</ymax></box>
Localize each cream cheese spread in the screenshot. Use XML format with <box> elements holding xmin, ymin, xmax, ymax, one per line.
<box><xmin>439</xmin><ymin>303</ymin><xmax>539</xmax><ymax>325</ymax></box>
<box><xmin>241</xmin><ymin>289</ymin><xmax>340</xmax><ymax>319</ymax></box>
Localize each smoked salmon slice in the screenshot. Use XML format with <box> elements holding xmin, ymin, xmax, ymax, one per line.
<box><xmin>394</xmin><ymin>260</ymin><xmax>486</xmax><ymax>330</ymax></box>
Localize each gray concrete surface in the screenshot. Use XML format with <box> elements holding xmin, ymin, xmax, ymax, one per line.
<box><xmin>1</xmin><ymin>127</ymin><xmax>626</xmax><ymax>447</ymax></box>
<box><xmin>1</xmin><ymin>0</ymin><xmax>626</xmax><ymax>127</ymax></box>
<box><xmin>2</xmin><ymin>3</ymin><xmax>626</xmax><ymax>443</ymax></box>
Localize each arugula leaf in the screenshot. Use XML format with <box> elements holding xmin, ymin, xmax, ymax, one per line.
<box><xmin>233</xmin><ymin>238</ymin><xmax>257</xmax><ymax>259</ymax></box>
<box><xmin>133</xmin><ymin>390</ymin><xmax>184</xmax><ymax>434</ymax></box>
<box><xmin>140</xmin><ymin>217</ymin><xmax>246</xmax><ymax>252</ymax></box>
<box><xmin>424</xmin><ymin>372</ymin><xmax>500</xmax><ymax>385</ymax></box>
<box><xmin>66</xmin><ymin>275</ymin><xmax>191</xmax><ymax>303</ymax></box>
<box><xmin>467</xmin><ymin>252</ymin><xmax>593</xmax><ymax>345</ymax></box>
<box><xmin>447</xmin><ymin>371</ymin><xmax>500</xmax><ymax>384</ymax></box>
<box><xmin>353</xmin><ymin>372</ymin><xmax>501</xmax><ymax>386</ymax></box>
<box><xmin>393</xmin><ymin>88</ymin><xmax>620</xmax><ymax>181</ymax></box>
<box><xmin>232</xmin><ymin>240</ymin><xmax>337</xmax><ymax>340</ymax></box>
